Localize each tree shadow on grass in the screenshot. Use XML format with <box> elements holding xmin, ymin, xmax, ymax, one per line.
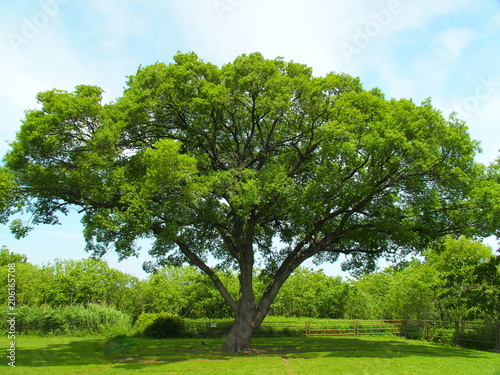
<box><xmin>250</xmin><ymin>336</ymin><xmax>496</xmax><ymax>360</ymax></box>
<box><xmin>18</xmin><ymin>336</ymin><xmax>228</xmax><ymax>368</ymax></box>
<box><xmin>16</xmin><ymin>335</ymin><xmax>494</xmax><ymax>370</ymax></box>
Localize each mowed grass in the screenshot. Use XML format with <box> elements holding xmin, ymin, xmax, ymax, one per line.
<box><xmin>3</xmin><ymin>335</ymin><xmax>499</xmax><ymax>375</ymax></box>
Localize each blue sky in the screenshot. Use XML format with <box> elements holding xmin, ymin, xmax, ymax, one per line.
<box><xmin>1</xmin><ymin>0</ymin><xmax>499</xmax><ymax>279</ymax></box>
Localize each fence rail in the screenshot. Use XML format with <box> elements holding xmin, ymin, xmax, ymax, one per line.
<box><xmin>184</xmin><ymin>319</ymin><xmax>499</xmax><ymax>351</ymax></box>
<box><xmin>401</xmin><ymin>320</ymin><xmax>499</xmax><ymax>351</ymax></box>
<box><xmin>305</xmin><ymin>319</ymin><xmax>402</xmax><ymax>337</ymax></box>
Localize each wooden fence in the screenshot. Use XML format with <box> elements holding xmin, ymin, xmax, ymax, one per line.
<box><xmin>401</xmin><ymin>320</ymin><xmax>499</xmax><ymax>351</ymax></box>
<box><xmin>305</xmin><ymin>319</ymin><xmax>402</xmax><ymax>337</ymax></box>
<box><xmin>185</xmin><ymin>320</ymin><xmax>403</xmax><ymax>338</ymax></box>
<box><xmin>185</xmin><ymin>319</ymin><xmax>500</xmax><ymax>351</ymax></box>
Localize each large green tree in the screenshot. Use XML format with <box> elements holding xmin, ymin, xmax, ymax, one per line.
<box><xmin>2</xmin><ymin>52</ymin><xmax>497</xmax><ymax>352</ymax></box>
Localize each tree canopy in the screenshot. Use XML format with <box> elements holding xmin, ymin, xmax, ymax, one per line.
<box><xmin>1</xmin><ymin>52</ymin><xmax>498</xmax><ymax>352</ymax></box>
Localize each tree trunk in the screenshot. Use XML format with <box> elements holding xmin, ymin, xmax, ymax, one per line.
<box><xmin>220</xmin><ymin>226</ymin><xmax>321</xmax><ymax>353</ymax></box>
<box><xmin>222</xmin><ymin>309</ymin><xmax>257</xmax><ymax>352</ymax></box>
<box><xmin>222</xmin><ymin>259</ymin><xmax>260</xmax><ymax>352</ymax></box>
<box><xmin>220</xmin><ymin>244</ymin><xmax>315</xmax><ymax>352</ymax></box>
<box><xmin>221</xmin><ymin>278</ymin><xmax>288</xmax><ymax>352</ymax></box>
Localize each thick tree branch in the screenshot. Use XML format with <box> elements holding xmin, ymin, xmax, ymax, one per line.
<box><xmin>175</xmin><ymin>240</ymin><xmax>238</xmax><ymax>314</ymax></box>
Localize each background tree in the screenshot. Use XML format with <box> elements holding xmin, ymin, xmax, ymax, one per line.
<box><xmin>353</xmin><ymin>271</ymin><xmax>394</xmax><ymax>319</ymax></box>
<box><xmin>269</xmin><ymin>267</ymin><xmax>348</xmax><ymax>318</ymax></box>
<box><xmin>351</xmin><ymin>238</ymin><xmax>497</xmax><ymax>322</ymax></box>
<box><xmin>0</xmin><ymin>248</ymin><xmax>42</xmax><ymax>306</ymax></box>
<box><xmin>187</xmin><ymin>270</ymin><xmax>240</xmax><ymax>319</ymax></box>
<box><xmin>137</xmin><ymin>266</ymin><xmax>198</xmax><ymax>315</ymax></box>
<box><xmin>2</xmin><ymin>52</ymin><xmax>496</xmax><ymax>352</ymax></box>
<box><xmin>137</xmin><ymin>266</ymin><xmax>238</xmax><ymax>318</ymax></box>
<box><xmin>461</xmin><ymin>256</ymin><xmax>500</xmax><ymax>324</ymax></box>
<box><xmin>382</xmin><ymin>264</ymin><xmax>437</xmax><ymax>320</ymax></box>
<box><xmin>426</xmin><ymin>237</ymin><xmax>498</xmax><ymax>322</ymax></box>
<box><xmin>0</xmin><ymin>246</ymin><xmax>27</xmax><ymax>265</ymax></box>
<box><xmin>36</xmin><ymin>258</ymin><xmax>139</xmax><ymax>312</ymax></box>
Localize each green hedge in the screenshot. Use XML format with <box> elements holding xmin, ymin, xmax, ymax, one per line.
<box><xmin>134</xmin><ymin>312</ymin><xmax>186</xmax><ymax>338</ymax></box>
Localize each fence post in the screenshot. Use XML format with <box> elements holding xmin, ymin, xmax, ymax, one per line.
<box><xmin>454</xmin><ymin>321</ymin><xmax>460</xmax><ymax>346</ymax></box>
<box><xmin>401</xmin><ymin>320</ymin><xmax>408</xmax><ymax>338</ymax></box>
<box><xmin>424</xmin><ymin>321</ymin><xmax>429</xmax><ymax>341</ymax></box>
<box><xmin>306</xmin><ymin>321</ymin><xmax>310</xmax><ymax>337</ymax></box>
<box><xmin>354</xmin><ymin>320</ymin><xmax>358</xmax><ymax>337</ymax></box>
<box><xmin>496</xmin><ymin>322</ymin><xmax>500</xmax><ymax>351</ymax></box>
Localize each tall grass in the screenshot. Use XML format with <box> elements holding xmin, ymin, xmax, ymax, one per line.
<box><xmin>1</xmin><ymin>304</ymin><xmax>132</xmax><ymax>336</ymax></box>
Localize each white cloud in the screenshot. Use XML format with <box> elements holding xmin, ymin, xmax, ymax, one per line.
<box><xmin>0</xmin><ymin>2</ymin><xmax>157</xmax><ymax>155</ymax></box>
<box><xmin>170</xmin><ymin>0</ymin><xmax>357</xmax><ymax>73</ymax></box>
<box><xmin>466</xmin><ymin>94</ymin><xmax>500</xmax><ymax>164</ymax></box>
<box><xmin>436</xmin><ymin>72</ymin><xmax>500</xmax><ymax>165</ymax></box>
<box><xmin>437</xmin><ymin>28</ymin><xmax>477</xmax><ymax>59</ymax></box>
<box><xmin>368</xmin><ymin>58</ymin><xmax>420</xmax><ymax>99</ymax></box>
<box><xmin>388</xmin><ymin>0</ymin><xmax>476</xmax><ymax>30</ymax></box>
<box><xmin>0</xmin><ymin>29</ymin><xmax>93</xmax><ymax>154</ymax></box>
<box><xmin>40</xmin><ymin>230</ymin><xmax>84</xmax><ymax>240</ymax></box>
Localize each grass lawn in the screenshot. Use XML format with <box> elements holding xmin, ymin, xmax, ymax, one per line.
<box><xmin>2</xmin><ymin>335</ymin><xmax>499</xmax><ymax>374</ymax></box>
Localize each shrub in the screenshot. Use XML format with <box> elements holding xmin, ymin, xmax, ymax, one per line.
<box><xmin>133</xmin><ymin>312</ymin><xmax>160</xmax><ymax>331</ymax></box>
<box><xmin>140</xmin><ymin>313</ymin><xmax>186</xmax><ymax>338</ymax></box>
